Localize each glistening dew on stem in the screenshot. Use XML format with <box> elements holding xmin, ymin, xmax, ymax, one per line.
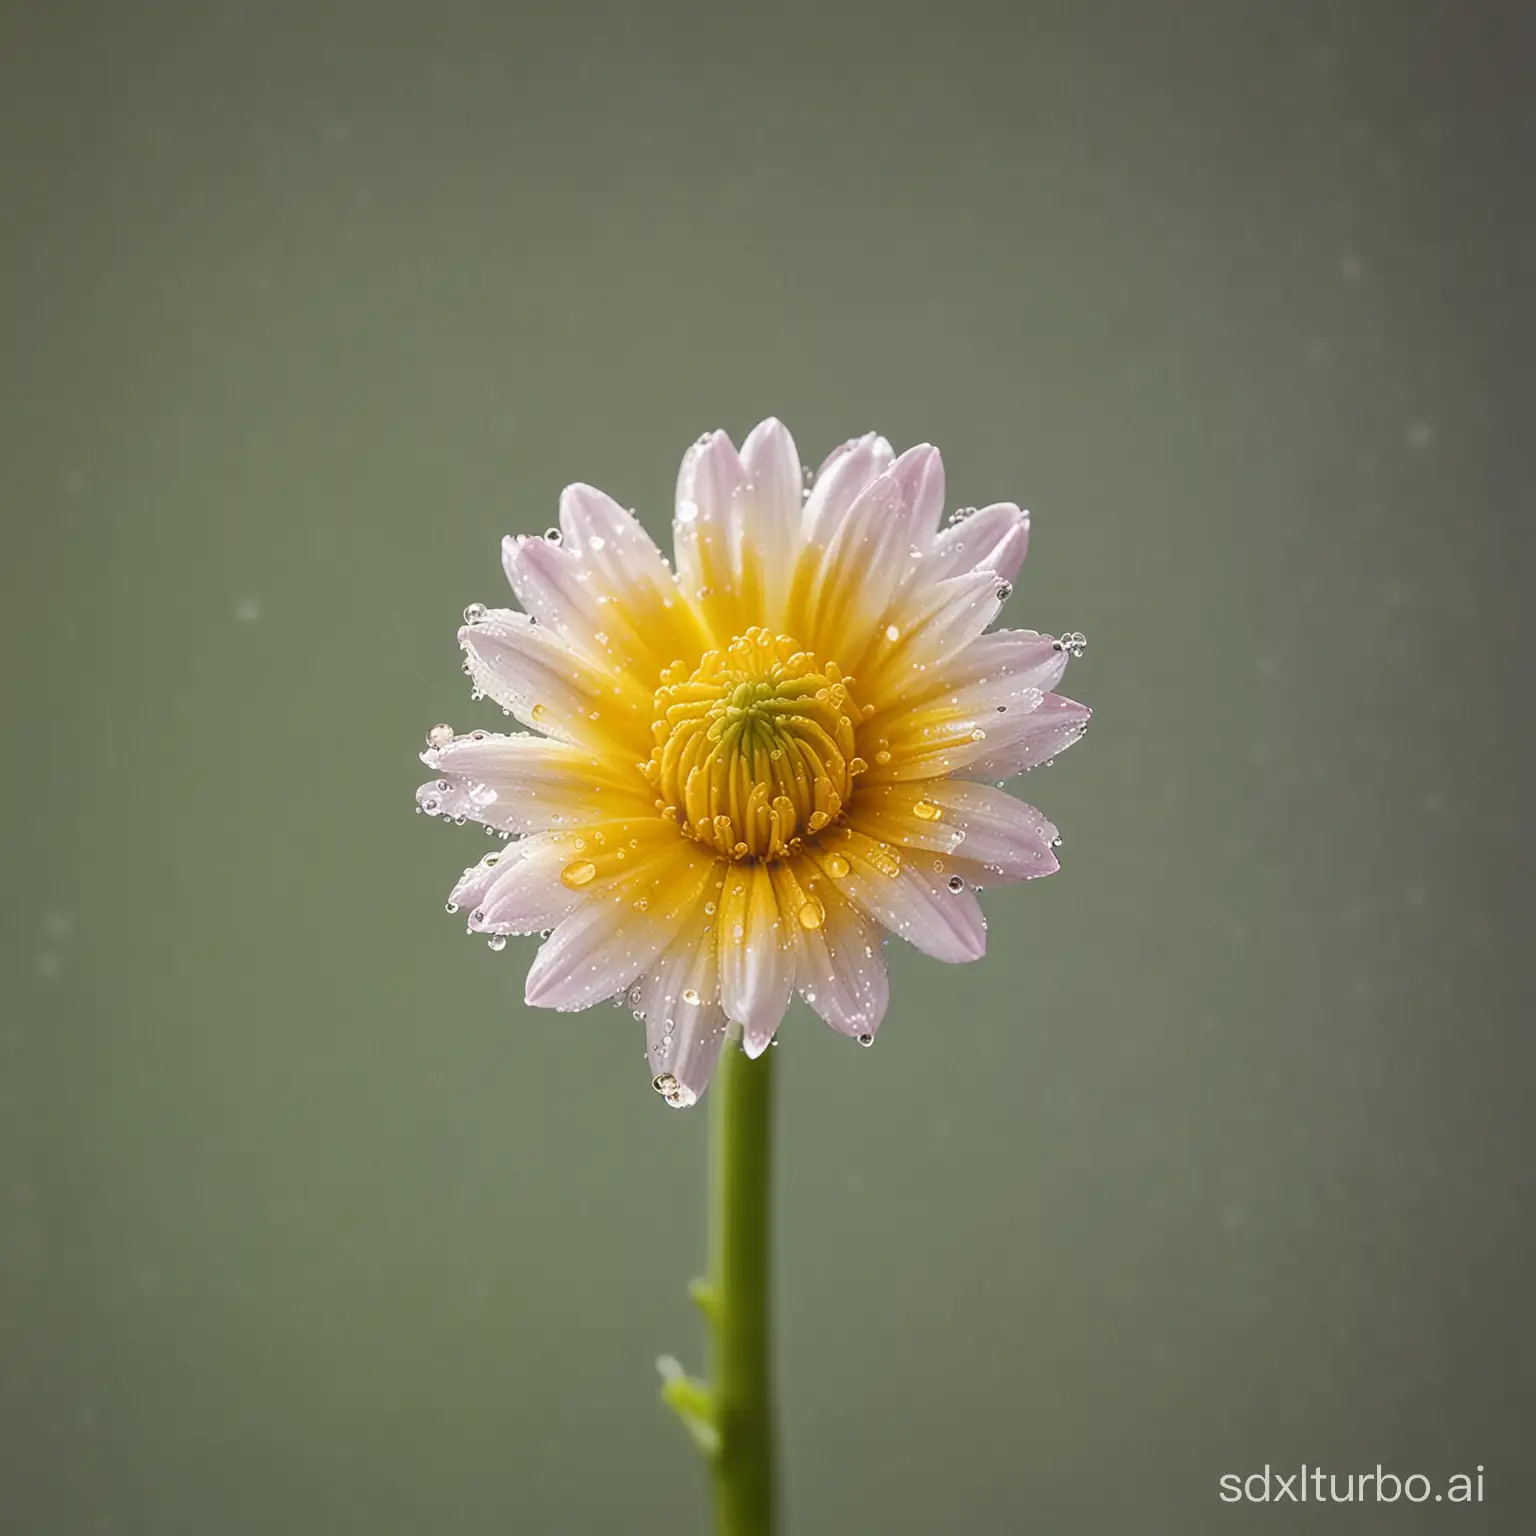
<box><xmin>415</xmin><ymin>420</ymin><xmax>1088</xmax><ymax>1107</ymax></box>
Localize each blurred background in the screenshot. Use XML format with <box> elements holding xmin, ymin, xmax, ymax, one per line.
<box><xmin>3</xmin><ymin>1</ymin><xmax>1532</xmax><ymax>1531</ymax></box>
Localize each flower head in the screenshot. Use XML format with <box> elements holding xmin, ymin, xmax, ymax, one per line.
<box><xmin>418</xmin><ymin>423</ymin><xmax>1088</xmax><ymax>1106</ymax></box>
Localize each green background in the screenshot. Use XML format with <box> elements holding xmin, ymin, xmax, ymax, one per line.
<box><xmin>3</xmin><ymin>1</ymin><xmax>1530</xmax><ymax>1531</ymax></box>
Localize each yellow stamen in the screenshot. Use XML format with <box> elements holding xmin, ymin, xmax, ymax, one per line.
<box><xmin>645</xmin><ymin>628</ymin><xmax>866</xmax><ymax>861</ymax></box>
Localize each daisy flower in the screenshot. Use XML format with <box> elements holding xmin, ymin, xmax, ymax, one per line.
<box><xmin>417</xmin><ymin>422</ymin><xmax>1088</xmax><ymax>1107</ymax></box>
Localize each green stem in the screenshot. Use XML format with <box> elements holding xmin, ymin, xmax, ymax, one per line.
<box><xmin>707</xmin><ymin>1040</ymin><xmax>777</xmax><ymax>1536</ymax></box>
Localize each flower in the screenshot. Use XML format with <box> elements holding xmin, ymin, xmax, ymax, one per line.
<box><xmin>418</xmin><ymin>422</ymin><xmax>1088</xmax><ymax>1106</ymax></box>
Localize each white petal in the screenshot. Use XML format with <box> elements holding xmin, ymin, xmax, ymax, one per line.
<box><xmin>717</xmin><ymin>862</ymin><xmax>794</xmax><ymax>1055</ymax></box>
<box><xmin>806</xmin><ymin>832</ymin><xmax>987</xmax><ymax>964</ymax></box>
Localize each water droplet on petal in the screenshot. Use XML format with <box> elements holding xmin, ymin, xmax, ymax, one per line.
<box><xmin>947</xmin><ymin>875</ymin><xmax>966</xmax><ymax>892</ymax></box>
<box><xmin>682</xmin><ymin>987</ymin><xmax>701</xmax><ymax>1006</ymax></box>
<box><xmin>652</xmin><ymin>1072</ymin><xmax>678</xmax><ymax>1096</ymax></box>
<box><xmin>797</xmin><ymin>899</ymin><xmax>824</xmax><ymax>930</ymax></box>
<box><xmin>857</xmin><ymin>1033</ymin><xmax>874</xmax><ymax>1047</ymax></box>
<box><xmin>463</xmin><ymin>603</ymin><xmax>487</xmax><ymax>624</ymax></box>
<box><xmin>995</xmin><ymin>582</ymin><xmax>1013</xmax><ymax>601</ymax></box>
<box><xmin>426</xmin><ymin>723</ymin><xmax>455</xmax><ymax>748</ymax></box>
<box><xmin>544</xmin><ymin>527</ymin><xmax>563</xmax><ymax>544</ymax></box>
<box><xmin>487</xmin><ymin>934</ymin><xmax>507</xmax><ymax>952</ymax></box>
<box><xmin>560</xmin><ymin>860</ymin><xmax>597</xmax><ymax>889</ymax></box>
<box><xmin>913</xmin><ymin>800</ymin><xmax>943</xmax><ymax>822</ymax></box>
<box><xmin>824</xmin><ymin>853</ymin><xmax>851</xmax><ymax>879</ymax></box>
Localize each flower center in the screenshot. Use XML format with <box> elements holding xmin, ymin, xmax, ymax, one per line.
<box><xmin>645</xmin><ymin>628</ymin><xmax>868</xmax><ymax>861</ymax></box>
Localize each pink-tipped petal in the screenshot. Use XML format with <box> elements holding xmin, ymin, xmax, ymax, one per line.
<box><xmin>853</xmin><ymin>570</ymin><xmax>1005</xmax><ymax>702</ymax></box>
<box><xmin>451</xmin><ymin>835</ymin><xmax>582</xmax><ymax>935</ymax></box>
<box><xmin>554</xmin><ymin>483</ymin><xmax>710</xmax><ymax>672</ymax></box>
<box><xmin>849</xmin><ymin>780</ymin><xmax>1061</xmax><ymax>884</ymax></box>
<box><xmin>771</xmin><ymin>862</ymin><xmax>890</xmax><ymax>1041</ymax></box>
<box><xmin>807</xmin><ymin>832</ymin><xmax>987</xmax><ymax>964</ymax></box>
<box><xmin>802</xmin><ymin>433</ymin><xmax>894</xmax><ymax>540</ymax></box>
<box><xmin>888</xmin><ymin>443</ymin><xmax>947</xmax><ymax>549</ymax></box>
<box><xmin>418</xmin><ymin>732</ymin><xmax>650</xmax><ymax>834</ymax></box>
<box><xmin>499</xmin><ymin>531</ymin><xmax>679</xmax><ymax>717</ymax></box>
<box><xmin>673</xmin><ymin>429</ymin><xmax>756</xmax><ymax>640</ymax></box>
<box><xmin>637</xmin><ymin>899</ymin><xmax>731</xmax><ymax>1108</ymax></box>
<box><xmin>717</xmin><ymin>862</ymin><xmax>794</xmax><ymax>1055</ymax></box>
<box><xmin>796</xmin><ymin>457</ymin><xmax>942</xmax><ymax>665</ymax></box>
<box><xmin>863</xmin><ymin>629</ymin><xmax>1071</xmax><ymax>759</ymax></box>
<box><xmin>926</xmin><ymin>502</ymin><xmax>1030</xmax><ymax>585</ymax></box>
<box><xmin>458</xmin><ymin>608</ymin><xmax>648</xmax><ymax>751</ymax></box>
<box><xmin>739</xmin><ymin>417</ymin><xmax>804</xmax><ymax>625</ymax></box>
<box><xmin>525</xmin><ymin>844</ymin><xmax>714</xmax><ymax>1011</ymax></box>
<box><xmin>966</xmin><ymin>694</ymin><xmax>1092</xmax><ymax>780</ymax></box>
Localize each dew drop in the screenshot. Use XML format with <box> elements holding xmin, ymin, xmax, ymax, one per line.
<box><xmin>560</xmin><ymin>860</ymin><xmax>597</xmax><ymax>889</ymax></box>
<box><xmin>426</xmin><ymin>723</ymin><xmax>455</xmax><ymax>748</ymax></box>
<box><xmin>824</xmin><ymin>853</ymin><xmax>851</xmax><ymax>879</ymax></box>
<box><xmin>487</xmin><ymin>934</ymin><xmax>507</xmax><ymax>952</ymax></box>
<box><xmin>995</xmin><ymin>582</ymin><xmax>1013</xmax><ymax>601</ymax></box>
<box><xmin>885</xmin><ymin>624</ymin><xmax>901</xmax><ymax>642</ymax></box>
<box><xmin>445</xmin><ymin>901</ymin><xmax>459</xmax><ymax>914</ymax></box>
<box><xmin>544</xmin><ymin>527</ymin><xmax>563</xmax><ymax>543</ymax></box>
<box><xmin>857</xmin><ymin>1033</ymin><xmax>874</xmax><ymax>1047</ymax></box>
<box><xmin>797</xmin><ymin>899</ymin><xmax>825</xmax><ymax>930</ymax></box>
<box><xmin>677</xmin><ymin>500</ymin><xmax>699</xmax><ymax>524</ymax></box>
<box><xmin>947</xmin><ymin>875</ymin><xmax>966</xmax><ymax>892</ymax></box>
<box><xmin>912</xmin><ymin>800</ymin><xmax>943</xmax><ymax>822</ymax></box>
<box><xmin>463</xmin><ymin>603</ymin><xmax>487</xmax><ymax>624</ymax></box>
<box><xmin>652</xmin><ymin>1072</ymin><xmax>678</xmax><ymax>1096</ymax></box>
<box><xmin>682</xmin><ymin>987</ymin><xmax>701</xmax><ymax>1006</ymax></box>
